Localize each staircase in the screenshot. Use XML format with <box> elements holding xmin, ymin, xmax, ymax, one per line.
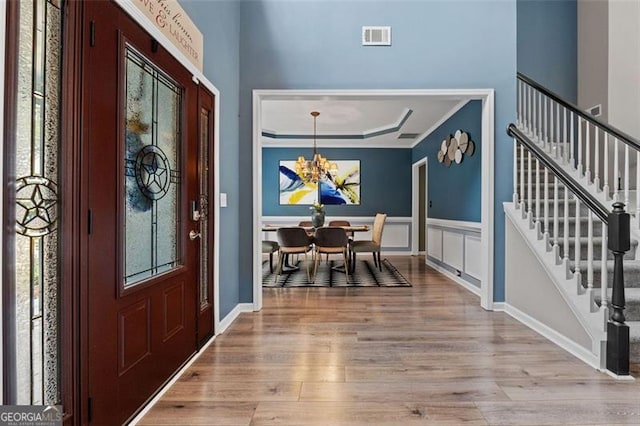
<box><xmin>508</xmin><ymin>73</ymin><xmax>640</xmax><ymax>374</ymax></box>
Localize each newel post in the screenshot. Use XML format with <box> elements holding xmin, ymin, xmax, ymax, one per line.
<box><xmin>606</xmin><ymin>202</ymin><xmax>630</xmax><ymax>376</ymax></box>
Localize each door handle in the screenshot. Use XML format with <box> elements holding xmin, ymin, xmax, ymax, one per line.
<box><xmin>189</xmin><ymin>230</ymin><xmax>201</xmax><ymax>240</ymax></box>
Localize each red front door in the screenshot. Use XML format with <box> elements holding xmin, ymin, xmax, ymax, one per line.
<box><xmin>82</xmin><ymin>2</ymin><xmax>200</xmax><ymax>423</ymax></box>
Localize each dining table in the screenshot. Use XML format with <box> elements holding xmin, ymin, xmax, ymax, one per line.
<box><xmin>262</xmin><ymin>224</ymin><xmax>370</xmax><ymax>273</ymax></box>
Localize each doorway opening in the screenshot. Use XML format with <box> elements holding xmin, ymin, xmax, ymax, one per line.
<box><xmin>252</xmin><ymin>89</ymin><xmax>495</xmax><ymax>311</ymax></box>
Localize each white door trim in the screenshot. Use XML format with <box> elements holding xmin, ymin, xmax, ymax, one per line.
<box><xmin>252</xmin><ymin>89</ymin><xmax>496</xmax><ymax>311</ymax></box>
<box><xmin>411</xmin><ymin>157</ymin><xmax>428</xmax><ymax>256</ymax></box>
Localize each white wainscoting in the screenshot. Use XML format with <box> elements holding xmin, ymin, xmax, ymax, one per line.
<box><xmin>261</xmin><ymin>216</ymin><xmax>412</xmax><ymax>253</ymax></box>
<box><xmin>426</xmin><ymin>218</ymin><xmax>482</xmax><ymax>288</ymax></box>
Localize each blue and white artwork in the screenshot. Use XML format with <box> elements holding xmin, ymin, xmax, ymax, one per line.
<box><xmin>279</xmin><ymin>161</ymin><xmax>317</xmax><ymax>205</ymax></box>
<box><xmin>320</xmin><ymin>160</ymin><xmax>360</xmax><ymax>205</ymax></box>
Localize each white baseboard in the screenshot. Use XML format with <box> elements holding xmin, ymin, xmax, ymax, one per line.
<box><xmin>501</xmin><ymin>302</ymin><xmax>601</xmax><ymax>370</ymax></box>
<box><xmin>492</xmin><ymin>302</ymin><xmax>506</xmax><ymax>312</ymax></box>
<box><xmin>219</xmin><ymin>303</ymin><xmax>254</xmax><ymax>334</ymax></box>
<box><xmin>425</xmin><ymin>258</ymin><xmax>481</xmax><ymax>297</ymax></box>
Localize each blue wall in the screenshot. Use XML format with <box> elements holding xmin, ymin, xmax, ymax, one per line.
<box><xmin>412</xmin><ymin>101</ymin><xmax>482</xmax><ymax>222</ymax></box>
<box><xmin>517</xmin><ymin>0</ymin><xmax>577</xmax><ymax>102</ymax></box>
<box><xmin>262</xmin><ymin>148</ymin><xmax>412</xmax><ymax>217</ymax></box>
<box><xmin>181</xmin><ymin>0</ymin><xmax>241</xmax><ymax>319</ymax></box>
<box><xmin>240</xmin><ymin>0</ymin><xmax>516</xmax><ymax>302</ymax></box>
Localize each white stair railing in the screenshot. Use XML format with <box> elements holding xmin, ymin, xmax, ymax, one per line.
<box><xmin>517</xmin><ymin>73</ymin><xmax>640</xmax><ymax>230</ymax></box>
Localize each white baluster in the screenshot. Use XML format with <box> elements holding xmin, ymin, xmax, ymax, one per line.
<box><xmin>517</xmin><ymin>81</ymin><xmax>522</xmax><ymax>127</ymax></box>
<box><xmin>544</xmin><ymin>167</ymin><xmax>550</xmax><ymax>246</ymax></box>
<box><xmin>555</xmin><ymin>101</ymin><xmax>560</xmax><ymax>159</ymax></box>
<box><xmin>563</xmin><ymin>186</ymin><xmax>570</xmax><ymax>265</ymax></box>
<box><xmin>585</xmin><ymin>121</ymin><xmax>591</xmax><ymax>182</ymax></box>
<box><xmin>570</xmin><ymin>111</ymin><xmax>575</xmax><ymax>167</ymax></box>
<box><xmin>577</xmin><ymin>116</ymin><xmax>583</xmax><ymax>176</ymax></box>
<box><xmin>574</xmin><ymin>198</ymin><xmax>582</xmax><ymax>284</ymax></box>
<box><xmin>549</xmin><ymin>100</ymin><xmax>555</xmax><ymax>154</ymax></box>
<box><xmin>587</xmin><ymin>211</ymin><xmax>594</xmax><ymax>293</ymax></box>
<box><xmin>564</xmin><ymin>107</ymin><xmax>569</xmax><ymax>164</ymax></box>
<box><xmin>601</xmin><ymin>222</ymin><xmax>608</xmax><ymax>309</ymax></box>
<box><xmin>520</xmin><ymin>144</ymin><xmax>525</xmax><ymax>210</ymax></box>
<box><xmin>625</xmin><ymin>144</ymin><xmax>630</xmax><ymax>208</ymax></box>
<box><xmin>614</xmin><ymin>137</ymin><xmax>620</xmax><ymax>201</ymax></box>
<box><xmin>513</xmin><ymin>140</ymin><xmax>518</xmax><ymax>204</ymax></box>
<box><xmin>528</xmin><ymin>151</ymin><xmax>533</xmax><ymax>222</ymax></box>
<box><xmin>603</xmin><ymin>132</ymin><xmax>610</xmax><ymax>199</ymax></box>
<box><xmin>542</xmin><ymin>96</ymin><xmax>547</xmax><ymax>148</ymax></box>
<box><xmin>538</xmin><ymin>92</ymin><xmax>543</xmax><ymax>144</ymax></box>
<box><xmin>594</xmin><ymin>126</ymin><xmax>600</xmax><ymax>190</ymax></box>
<box><xmin>535</xmin><ymin>158</ymin><xmax>541</xmax><ymax>235</ymax></box>
<box><xmin>553</xmin><ymin>175</ymin><xmax>560</xmax><ymax>261</ymax></box>
<box><xmin>529</xmin><ymin>86</ymin><xmax>534</xmax><ymax>136</ymax></box>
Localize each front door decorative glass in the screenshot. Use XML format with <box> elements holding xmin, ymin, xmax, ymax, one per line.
<box><xmin>123</xmin><ymin>47</ymin><xmax>182</xmax><ymax>287</ymax></box>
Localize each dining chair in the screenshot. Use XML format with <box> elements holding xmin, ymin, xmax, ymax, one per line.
<box><xmin>350</xmin><ymin>213</ymin><xmax>387</xmax><ymax>272</ymax></box>
<box><xmin>312</xmin><ymin>227</ymin><xmax>350</xmax><ymax>283</ymax></box>
<box><xmin>275</xmin><ymin>227</ymin><xmax>313</xmax><ymax>283</ymax></box>
<box><xmin>298</xmin><ymin>220</ymin><xmax>313</xmax><ymax>227</ymax></box>
<box><xmin>262</xmin><ymin>240</ymin><xmax>279</xmax><ymax>273</ymax></box>
<box><xmin>326</xmin><ymin>220</ymin><xmax>352</xmax><ymax>262</ymax></box>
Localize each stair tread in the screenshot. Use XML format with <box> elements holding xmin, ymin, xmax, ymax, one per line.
<box><xmin>628</xmin><ymin>322</ymin><xmax>640</xmax><ymax>342</ymax></box>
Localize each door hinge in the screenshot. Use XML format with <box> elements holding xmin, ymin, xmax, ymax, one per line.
<box><xmin>87</xmin><ymin>397</ymin><xmax>93</xmax><ymax>422</ymax></box>
<box><xmin>88</xmin><ymin>209</ymin><xmax>93</xmax><ymax>235</ymax></box>
<box><xmin>89</xmin><ymin>20</ymin><xmax>96</xmax><ymax>47</ymax></box>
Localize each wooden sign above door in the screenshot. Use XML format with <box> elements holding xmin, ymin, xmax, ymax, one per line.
<box><xmin>129</xmin><ymin>0</ymin><xmax>204</xmax><ymax>72</ymax></box>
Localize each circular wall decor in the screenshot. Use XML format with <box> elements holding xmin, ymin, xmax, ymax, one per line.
<box><xmin>135</xmin><ymin>145</ymin><xmax>172</xmax><ymax>200</ymax></box>
<box><xmin>458</xmin><ymin>132</ymin><xmax>469</xmax><ymax>153</ymax></box>
<box><xmin>466</xmin><ymin>140</ymin><xmax>475</xmax><ymax>157</ymax></box>
<box><xmin>447</xmin><ymin>140</ymin><xmax>457</xmax><ymax>160</ymax></box>
<box><xmin>441</xmin><ymin>138</ymin><xmax>449</xmax><ymax>153</ymax></box>
<box><xmin>454</xmin><ymin>149</ymin><xmax>463</xmax><ymax>164</ymax></box>
<box><xmin>437</xmin><ymin>150</ymin><xmax>445</xmax><ymax>163</ymax></box>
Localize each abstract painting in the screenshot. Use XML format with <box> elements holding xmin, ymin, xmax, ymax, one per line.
<box><xmin>320</xmin><ymin>160</ymin><xmax>361</xmax><ymax>205</ymax></box>
<box><xmin>279</xmin><ymin>161</ymin><xmax>317</xmax><ymax>205</ymax></box>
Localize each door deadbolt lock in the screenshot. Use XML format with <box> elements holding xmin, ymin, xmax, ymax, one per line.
<box><xmin>189</xmin><ymin>230</ymin><xmax>201</xmax><ymax>240</ymax></box>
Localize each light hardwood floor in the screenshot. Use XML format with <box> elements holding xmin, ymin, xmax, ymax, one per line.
<box><xmin>138</xmin><ymin>256</ymin><xmax>640</xmax><ymax>425</ymax></box>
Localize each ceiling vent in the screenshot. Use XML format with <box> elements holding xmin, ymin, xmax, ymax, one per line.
<box><xmin>362</xmin><ymin>26</ymin><xmax>391</xmax><ymax>46</ymax></box>
<box><xmin>398</xmin><ymin>133</ymin><xmax>419</xmax><ymax>139</ymax></box>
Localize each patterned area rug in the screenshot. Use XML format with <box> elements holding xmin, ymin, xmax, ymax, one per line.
<box><xmin>262</xmin><ymin>258</ymin><xmax>412</xmax><ymax>288</ymax></box>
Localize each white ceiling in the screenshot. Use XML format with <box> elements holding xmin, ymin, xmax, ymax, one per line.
<box><xmin>261</xmin><ymin>95</ymin><xmax>471</xmax><ymax>148</ymax></box>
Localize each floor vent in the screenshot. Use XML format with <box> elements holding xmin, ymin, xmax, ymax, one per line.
<box><xmin>362</xmin><ymin>26</ymin><xmax>391</xmax><ymax>46</ymax></box>
<box><xmin>587</xmin><ymin>104</ymin><xmax>602</xmax><ymax>117</ymax></box>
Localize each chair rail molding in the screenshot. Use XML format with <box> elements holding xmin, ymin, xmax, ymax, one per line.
<box><xmin>253</xmin><ymin>88</ymin><xmax>495</xmax><ymax>312</ymax></box>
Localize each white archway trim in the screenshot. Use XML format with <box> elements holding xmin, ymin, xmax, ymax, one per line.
<box><xmin>411</xmin><ymin>157</ymin><xmax>428</xmax><ymax>255</ymax></box>
<box><xmin>253</xmin><ymin>89</ymin><xmax>495</xmax><ymax>311</ymax></box>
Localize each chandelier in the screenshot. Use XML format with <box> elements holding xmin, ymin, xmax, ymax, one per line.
<box><xmin>295</xmin><ymin>111</ymin><xmax>337</xmax><ymax>183</ymax></box>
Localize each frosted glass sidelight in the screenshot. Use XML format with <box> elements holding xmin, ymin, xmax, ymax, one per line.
<box><xmin>124</xmin><ymin>47</ymin><xmax>182</xmax><ymax>287</ymax></box>
<box><xmin>13</xmin><ymin>0</ymin><xmax>62</xmax><ymax>405</ymax></box>
<box><xmin>199</xmin><ymin>108</ymin><xmax>210</xmax><ymax>309</ymax></box>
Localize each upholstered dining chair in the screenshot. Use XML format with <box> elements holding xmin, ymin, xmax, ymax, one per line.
<box><xmin>326</xmin><ymin>220</ymin><xmax>352</xmax><ymax>262</ymax></box>
<box><xmin>350</xmin><ymin>213</ymin><xmax>387</xmax><ymax>272</ymax></box>
<box><xmin>312</xmin><ymin>227</ymin><xmax>350</xmax><ymax>284</ymax></box>
<box><xmin>275</xmin><ymin>227</ymin><xmax>313</xmax><ymax>283</ymax></box>
<box><xmin>298</xmin><ymin>220</ymin><xmax>313</xmax><ymax>227</ymax></box>
<box><xmin>262</xmin><ymin>240</ymin><xmax>279</xmax><ymax>273</ymax></box>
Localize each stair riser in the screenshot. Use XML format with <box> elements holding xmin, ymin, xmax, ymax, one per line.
<box><xmin>574</xmin><ymin>267</ymin><xmax>640</xmax><ymax>289</ymax></box>
<box><xmin>540</xmin><ymin>221</ymin><xmax>602</xmax><ymax>238</ymax></box>
<box><xmin>557</xmin><ymin>241</ymin><xmax>637</xmax><ymax>262</ymax></box>
<box><xmin>595</xmin><ymin>296</ymin><xmax>640</xmax><ymax>322</ymax></box>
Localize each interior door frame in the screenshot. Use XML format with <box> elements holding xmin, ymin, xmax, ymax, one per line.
<box><xmin>411</xmin><ymin>156</ymin><xmax>428</xmax><ymax>256</ymax></box>
<box><xmin>253</xmin><ymin>89</ymin><xmax>495</xmax><ymax>311</ymax></box>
